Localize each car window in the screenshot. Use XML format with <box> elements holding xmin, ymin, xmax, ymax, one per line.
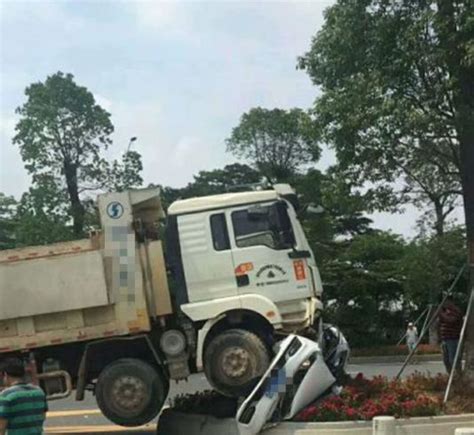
<box><xmin>231</xmin><ymin>203</ymin><xmax>293</xmax><ymax>250</ymax></box>
<box><xmin>210</xmin><ymin>213</ymin><xmax>230</xmax><ymax>251</ymax></box>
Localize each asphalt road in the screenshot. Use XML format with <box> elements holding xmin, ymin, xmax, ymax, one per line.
<box><xmin>44</xmin><ymin>360</ymin><xmax>446</xmax><ymax>433</ymax></box>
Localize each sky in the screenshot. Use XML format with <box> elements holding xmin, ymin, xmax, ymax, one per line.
<box><xmin>0</xmin><ymin>0</ymin><xmax>459</xmax><ymax>236</ymax></box>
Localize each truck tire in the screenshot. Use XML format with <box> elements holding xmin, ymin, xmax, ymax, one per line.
<box><xmin>204</xmin><ymin>329</ymin><xmax>270</xmax><ymax>397</ymax></box>
<box><xmin>95</xmin><ymin>358</ymin><xmax>168</xmax><ymax>427</ymax></box>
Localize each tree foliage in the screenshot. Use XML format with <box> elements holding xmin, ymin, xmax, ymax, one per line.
<box><xmin>300</xmin><ymin>0</ymin><xmax>474</xmax><ymax>375</ymax></box>
<box><xmin>13</xmin><ymin>72</ymin><xmax>143</xmax><ymax>238</ymax></box>
<box><xmin>402</xmin><ymin>227</ymin><xmax>467</xmax><ymax>308</ymax></box>
<box><xmin>185</xmin><ymin>163</ymin><xmax>262</xmax><ymax>197</ymax></box>
<box><xmin>226</xmin><ymin>108</ymin><xmax>320</xmax><ymax>182</ymax></box>
<box><xmin>298</xmin><ymin>0</ymin><xmax>472</xmax><ymax>237</ymax></box>
<box><xmin>0</xmin><ymin>193</ymin><xmax>17</xmax><ymax>250</ymax></box>
<box><xmin>158</xmin><ymin>163</ymin><xmax>261</xmax><ymax>209</ymax></box>
<box><xmin>323</xmin><ymin>231</ymin><xmax>407</xmax><ymax>346</ymax></box>
<box><xmin>15</xmin><ymin>177</ymin><xmax>74</xmax><ymax>246</ymax></box>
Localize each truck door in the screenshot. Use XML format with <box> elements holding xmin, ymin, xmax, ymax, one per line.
<box><xmin>227</xmin><ymin>201</ymin><xmax>312</xmax><ymax>303</ymax></box>
<box><xmin>177</xmin><ymin>211</ymin><xmax>238</xmax><ymax>302</ymax></box>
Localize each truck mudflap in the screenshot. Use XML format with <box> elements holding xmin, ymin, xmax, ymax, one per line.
<box><xmin>236</xmin><ymin>329</ymin><xmax>349</xmax><ymax>435</ymax></box>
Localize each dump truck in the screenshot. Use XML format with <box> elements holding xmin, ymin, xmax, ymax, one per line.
<box><xmin>0</xmin><ymin>184</ymin><xmax>323</xmax><ymax>426</ymax></box>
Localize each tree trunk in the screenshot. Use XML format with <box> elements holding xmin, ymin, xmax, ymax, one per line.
<box><xmin>436</xmin><ymin>0</ymin><xmax>474</xmax><ymax>384</ymax></box>
<box><xmin>456</xmin><ymin>74</ymin><xmax>474</xmax><ymax>385</ymax></box>
<box><xmin>64</xmin><ymin>163</ymin><xmax>85</xmax><ymax>238</ymax></box>
<box><xmin>433</xmin><ymin>200</ymin><xmax>445</xmax><ymax>237</ymax></box>
<box><xmin>463</xmin><ymin>250</ymin><xmax>474</xmax><ymax>385</ymax></box>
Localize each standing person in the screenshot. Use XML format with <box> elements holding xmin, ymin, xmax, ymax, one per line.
<box><xmin>438</xmin><ymin>297</ymin><xmax>464</xmax><ymax>374</ymax></box>
<box><xmin>0</xmin><ymin>358</ymin><xmax>48</xmax><ymax>434</ymax></box>
<box><xmin>406</xmin><ymin>322</ymin><xmax>419</xmax><ymax>352</ymax></box>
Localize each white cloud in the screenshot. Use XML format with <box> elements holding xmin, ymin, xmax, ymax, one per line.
<box><xmin>0</xmin><ymin>115</ymin><xmax>30</xmax><ymax>198</ymax></box>
<box><xmin>130</xmin><ymin>1</ymin><xmax>191</xmax><ymax>39</ymax></box>
<box><xmin>0</xmin><ymin>116</ymin><xmax>16</xmax><ymax>140</ymax></box>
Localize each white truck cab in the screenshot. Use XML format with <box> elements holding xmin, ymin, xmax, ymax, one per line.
<box><xmin>166</xmin><ymin>184</ymin><xmax>324</xmax><ymax>395</ymax></box>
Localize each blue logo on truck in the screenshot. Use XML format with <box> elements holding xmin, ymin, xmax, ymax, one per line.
<box><xmin>107</xmin><ymin>201</ymin><xmax>124</xmax><ymax>219</ymax></box>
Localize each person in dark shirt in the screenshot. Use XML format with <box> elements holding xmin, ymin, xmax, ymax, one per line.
<box><xmin>0</xmin><ymin>358</ymin><xmax>48</xmax><ymax>434</ymax></box>
<box><xmin>438</xmin><ymin>297</ymin><xmax>464</xmax><ymax>374</ymax></box>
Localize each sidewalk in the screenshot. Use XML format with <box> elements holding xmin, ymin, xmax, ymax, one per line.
<box><xmin>349</xmin><ymin>353</ymin><xmax>442</xmax><ymax>364</ymax></box>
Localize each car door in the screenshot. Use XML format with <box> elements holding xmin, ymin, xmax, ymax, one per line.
<box><xmin>227</xmin><ymin>202</ymin><xmax>312</xmax><ymax>304</ymax></box>
<box><xmin>178</xmin><ymin>211</ymin><xmax>238</xmax><ymax>302</ymax></box>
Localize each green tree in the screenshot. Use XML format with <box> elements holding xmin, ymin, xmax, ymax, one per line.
<box><xmin>401</xmin><ymin>227</ymin><xmax>467</xmax><ymax>343</ymax></box>
<box><xmin>299</xmin><ymin>0</ymin><xmax>474</xmax><ymax>379</ymax></box>
<box><xmin>185</xmin><ymin>163</ymin><xmax>261</xmax><ymax>196</ymax></box>
<box><xmin>297</xmin><ymin>0</ymin><xmax>467</xmax><ymax>237</ymax></box>
<box><xmin>0</xmin><ymin>193</ymin><xmax>17</xmax><ymax>250</ymax></box>
<box><xmin>14</xmin><ymin>175</ymin><xmax>73</xmax><ymax>246</ymax></box>
<box><xmin>323</xmin><ymin>231</ymin><xmax>406</xmax><ymax>347</ymax></box>
<box><xmin>403</xmin><ymin>228</ymin><xmax>467</xmax><ymax>306</ymax></box>
<box><xmin>226</xmin><ymin>108</ymin><xmax>320</xmax><ymax>182</ymax></box>
<box><xmin>156</xmin><ymin>163</ymin><xmax>262</xmax><ymax>209</ymax></box>
<box><xmin>107</xmin><ymin>150</ymin><xmax>144</xmax><ymax>192</ymax></box>
<box><xmin>13</xmin><ymin>72</ymin><xmax>143</xmax><ymax>239</ymax></box>
<box><xmin>294</xmin><ymin>168</ymin><xmax>374</xmax><ymax>268</ymax></box>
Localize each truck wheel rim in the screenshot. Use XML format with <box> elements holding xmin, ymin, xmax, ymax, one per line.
<box><xmin>111</xmin><ymin>375</ymin><xmax>148</xmax><ymax>413</ymax></box>
<box><xmin>221</xmin><ymin>347</ymin><xmax>250</xmax><ymax>378</ymax></box>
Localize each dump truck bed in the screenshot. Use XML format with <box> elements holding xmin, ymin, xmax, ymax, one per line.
<box><xmin>0</xmin><ymin>237</ymin><xmax>171</xmax><ymax>353</ymax></box>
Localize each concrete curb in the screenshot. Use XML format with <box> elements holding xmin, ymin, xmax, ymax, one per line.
<box><xmin>349</xmin><ymin>354</ymin><xmax>442</xmax><ymax>364</ymax></box>
<box><xmin>269</xmin><ymin>414</ymin><xmax>474</xmax><ymax>435</ymax></box>
<box><xmin>157</xmin><ymin>410</ymin><xmax>474</xmax><ymax>435</ymax></box>
<box><xmin>156</xmin><ymin>409</ymin><xmax>238</xmax><ymax>435</ymax></box>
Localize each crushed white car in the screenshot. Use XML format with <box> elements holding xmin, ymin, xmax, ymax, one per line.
<box><xmin>236</xmin><ymin>325</ymin><xmax>349</xmax><ymax>435</ymax></box>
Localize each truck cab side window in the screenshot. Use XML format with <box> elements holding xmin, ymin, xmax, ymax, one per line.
<box><xmin>232</xmin><ymin>203</ymin><xmax>295</xmax><ymax>250</ymax></box>
<box><xmin>210</xmin><ymin>213</ymin><xmax>231</xmax><ymax>251</ymax></box>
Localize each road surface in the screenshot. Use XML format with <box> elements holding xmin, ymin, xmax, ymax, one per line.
<box><xmin>44</xmin><ymin>360</ymin><xmax>446</xmax><ymax>433</ymax></box>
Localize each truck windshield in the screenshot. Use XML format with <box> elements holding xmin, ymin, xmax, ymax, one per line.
<box><xmin>231</xmin><ymin>201</ymin><xmax>295</xmax><ymax>250</ymax></box>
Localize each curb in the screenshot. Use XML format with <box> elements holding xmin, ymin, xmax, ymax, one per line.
<box><xmin>269</xmin><ymin>414</ymin><xmax>474</xmax><ymax>435</ymax></box>
<box><xmin>156</xmin><ymin>409</ymin><xmax>238</xmax><ymax>435</ymax></box>
<box><xmin>157</xmin><ymin>411</ymin><xmax>474</xmax><ymax>435</ymax></box>
<box><xmin>349</xmin><ymin>354</ymin><xmax>442</xmax><ymax>364</ymax></box>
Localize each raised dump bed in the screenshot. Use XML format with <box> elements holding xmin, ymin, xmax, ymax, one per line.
<box><xmin>0</xmin><ymin>188</ymin><xmax>172</xmax><ymax>353</ymax></box>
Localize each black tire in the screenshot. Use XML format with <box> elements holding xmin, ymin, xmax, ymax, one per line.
<box><xmin>204</xmin><ymin>329</ymin><xmax>270</xmax><ymax>397</ymax></box>
<box><xmin>95</xmin><ymin>358</ymin><xmax>168</xmax><ymax>427</ymax></box>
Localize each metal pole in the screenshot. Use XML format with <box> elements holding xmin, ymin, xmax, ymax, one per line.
<box><xmin>396</xmin><ymin>306</ymin><xmax>429</xmax><ymax>346</ymax></box>
<box><xmin>443</xmin><ymin>285</ymin><xmax>474</xmax><ymax>403</ymax></box>
<box><xmin>396</xmin><ymin>264</ymin><xmax>467</xmax><ymax>380</ymax></box>
<box><xmin>419</xmin><ymin>304</ymin><xmax>432</xmax><ymax>342</ymax></box>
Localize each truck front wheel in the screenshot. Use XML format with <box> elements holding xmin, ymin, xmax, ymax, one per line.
<box><xmin>204</xmin><ymin>329</ymin><xmax>270</xmax><ymax>397</ymax></box>
<box><xmin>95</xmin><ymin>358</ymin><xmax>168</xmax><ymax>427</ymax></box>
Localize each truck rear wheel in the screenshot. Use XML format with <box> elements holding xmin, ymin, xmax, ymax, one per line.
<box><xmin>95</xmin><ymin>358</ymin><xmax>168</xmax><ymax>427</ymax></box>
<box><xmin>204</xmin><ymin>329</ymin><xmax>270</xmax><ymax>397</ymax></box>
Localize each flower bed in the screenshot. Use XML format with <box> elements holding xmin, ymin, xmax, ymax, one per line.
<box><xmin>170</xmin><ymin>372</ymin><xmax>474</xmax><ymax>422</ymax></box>
<box><xmin>295</xmin><ymin>372</ymin><xmax>474</xmax><ymax>422</ymax></box>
